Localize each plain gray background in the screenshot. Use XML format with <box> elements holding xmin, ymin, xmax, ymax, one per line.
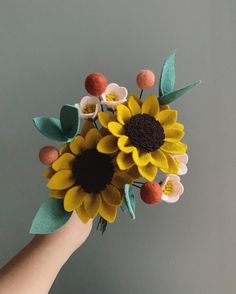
<box><xmin>0</xmin><ymin>0</ymin><xmax>235</xmax><ymax>293</ymax></box>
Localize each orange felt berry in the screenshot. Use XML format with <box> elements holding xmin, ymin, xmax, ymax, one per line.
<box><xmin>136</xmin><ymin>69</ymin><xmax>156</xmax><ymax>90</ymax></box>
<box><xmin>39</xmin><ymin>146</ymin><xmax>59</xmax><ymax>165</ymax></box>
<box><xmin>140</xmin><ymin>182</ymin><xmax>162</xmax><ymax>204</ymax></box>
<box><xmin>85</xmin><ymin>72</ymin><xmax>108</xmax><ymax>96</ymax></box>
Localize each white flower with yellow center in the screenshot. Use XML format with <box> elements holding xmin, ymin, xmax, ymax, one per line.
<box><xmin>173</xmin><ymin>153</ymin><xmax>188</xmax><ymax>175</ymax></box>
<box><xmin>101</xmin><ymin>83</ymin><xmax>128</xmax><ymax>109</ymax></box>
<box><xmin>161</xmin><ymin>174</ymin><xmax>184</xmax><ymax>203</ymax></box>
<box><xmin>75</xmin><ymin>96</ymin><xmax>101</xmax><ymax>119</ymax></box>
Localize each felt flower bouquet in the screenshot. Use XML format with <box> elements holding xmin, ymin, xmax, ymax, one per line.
<box><xmin>30</xmin><ymin>51</ymin><xmax>201</xmax><ymax>234</ymax></box>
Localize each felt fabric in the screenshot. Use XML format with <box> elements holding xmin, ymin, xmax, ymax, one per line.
<box><xmin>156</xmin><ymin>110</ymin><xmax>177</xmax><ymax>127</ymax></box>
<box><xmin>132</xmin><ymin>149</ymin><xmax>151</xmax><ymax>166</ymax></box>
<box><xmin>101</xmin><ymin>185</ymin><xmax>122</xmax><ymax>206</ymax></box>
<box><xmin>158</xmin><ymin>80</ymin><xmax>202</xmax><ymax>105</ymax></box>
<box><xmin>75</xmin><ymin>204</ymin><xmax>90</xmax><ymax>224</ymax></box>
<box><xmin>138</xmin><ymin>164</ymin><xmax>158</xmax><ymax>182</ymax></box>
<box><xmin>60</xmin><ymin>104</ymin><xmax>80</xmax><ymax>139</ymax></box>
<box><xmin>111</xmin><ymin>172</ymin><xmax>133</xmax><ymax>189</ymax></box>
<box><xmin>47</xmin><ymin>170</ymin><xmax>75</xmax><ymax>190</ymax></box>
<box><xmin>99</xmin><ymin>198</ymin><xmax>117</xmax><ymax>223</ymax></box>
<box><xmin>69</xmin><ymin>136</ymin><xmax>86</xmax><ymax>155</ymax></box>
<box><xmin>64</xmin><ymin>186</ymin><xmax>86</xmax><ymax>211</ymax></box>
<box><xmin>116</xmin><ymin>104</ymin><xmax>131</xmax><ymax>125</ymax></box>
<box><xmin>98</xmin><ymin>112</ymin><xmax>117</xmax><ymax>128</ymax></box>
<box><xmin>107</xmin><ymin>122</ymin><xmax>126</xmax><ymax>137</ymax></box>
<box><xmin>49</xmin><ymin>189</ymin><xmax>66</xmax><ymax>199</ymax></box>
<box><xmin>121</xmin><ymin>184</ymin><xmax>136</xmax><ymax>220</ymax></box>
<box><xmin>30</xmin><ymin>198</ymin><xmax>72</xmax><ymax>234</ymax></box>
<box><xmin>97</xmin><ymin>135</ymin><xmax>119</xmax><ymax>154</ymax></box>
<box><xmin>117</xmin><ymin>136</ymin><xmax>134</xmax><ymax>153</ymax></box>
<box><xmin>160</xmin><ymin>152</ymin><xmax>179</xmax><ymax>174</ymax></box>
<box><xmin>164</xmin><ymin>128</ymin><xmax>184</xmax><ymax>142</ymax></box>
<box><xmin>84</xmin><ymin>194</ymin><xmax>101</xmax><ymax>218</ymax></box>
<box><xmin>141</xmin><ymin>94</ymin><xmax>159</xmax><ymax>117</ymax></box>
<box><xmin>127</xmin><ymin>96</ymin><xmax>141</xmax><ymax>115</ymax></box>
<box><xmin>159</xmin><ymin>50</ymin><xmax>176</xmax><ymax>96</ymax></box>
<box><xmin>150</xmin><ymin>149</ymin><xmax>168</xmax><ymax>168</ymax></box>
<box><xmin>161</xmin><ymin>141</ymin><xmax>187</xmax><ymax>155</ymax></box>
<box><xmin>52</xmin><ymin>153</ymin><xmax>75</xmax><ymax>171</ymax></box>
<box><xmin>85</xmin><ymin>128</ymin><xmax>102</xmax><ymax>149</ymax></box>
<box><xmin>116</xmin><ymin>151</ymin><xmax>134</xmax><ymax>170</ymax></box>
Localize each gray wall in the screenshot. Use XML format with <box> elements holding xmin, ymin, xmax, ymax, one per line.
<box><xmin>0</xmin><ymin>0</ymin><xmax>235</xmax><ymax>293</ymax></box>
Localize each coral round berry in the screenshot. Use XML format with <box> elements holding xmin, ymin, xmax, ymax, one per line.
<box><xmin>39</xmin><ymin>146</ymin><xmax>59</xmax><ymax>165</ymax></box>
<box><xmin>140</xmin><ymin>182</ymin><xmax>162</xmax><ymax>204</ymax></box>
<box><xmin>85</xmin><ymin>72</ymin><xmax>108</xmax><ymax>96</ymax></box>
<box><xmin>136</xmin><ymin>69</ymin><xmax>156</xmax><ymax>90</ymax></box>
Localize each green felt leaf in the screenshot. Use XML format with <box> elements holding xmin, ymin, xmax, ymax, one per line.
<box><xmin>33</xmin><ymin>117</ymin><xmax>69</xmax><ymax>142</ymax></box>
<box><xmin>30</xmin><ymin>198</ymin><xmax>72</xmax><ymax>234</ymax></box>
<box><xmin>121</xmin><ymin>184</ymin><xmax>136</xmax><ymax>220</ymax></box>
<box><xmin>60</xmin><ymin>104</ymin><xmax>80</xmax><ymax>139</ymax></box>
<box><xmin>158</xmin><ymin>80</ymin><xmax>202</xmax><ymax>105</ymax></box>
<box><xmin>159</xmin><ymin>50</ymin><xmax>176</xmax><ymax>96</ymax></box>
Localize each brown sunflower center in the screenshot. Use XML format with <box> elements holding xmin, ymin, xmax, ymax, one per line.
<box><xmin>72</xmin><ymin>148</ymin><xmax>114</xmax><ymax>193</ymax></box>
<box><xmin>124</xmin><ymin>113</ymin><xmax>165</xmax><ymax>152</ymax></box>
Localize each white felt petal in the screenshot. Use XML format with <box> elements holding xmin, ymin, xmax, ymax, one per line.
<box><xmin>178</xmin><ymin>162</ymin><xmax>188</xmax><ymax>175</ymax></box>
<box><xmin>162</xmin><ymin>194</ymin><xmax>180</xmax><ymax>203</ymax></box>
<box><xmin>174</xmin><ymin>181</ymin><xmax>184</xmax><ymax>196</ymax></box>
<box><xmin>174</xmin><ymin>153</ymin><xmax>189</xmax><ymax>164</ymax></box>
<box><xmin>105</xmin><ymin>83</ymin><xmax>119</xmax><ymax>94</ymax></box>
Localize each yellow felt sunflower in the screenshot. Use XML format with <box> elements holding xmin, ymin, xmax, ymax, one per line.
<box><xmin>44</xmin><ymin>122</ymin><xmax>133</xmax><ymax>224</ymax></box>
<box><xmin>97</xmin><ymin>94</ymin><xmax>187</xmax><ymax>181</ymax></box>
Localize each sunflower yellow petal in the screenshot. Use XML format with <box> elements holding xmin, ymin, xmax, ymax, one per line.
<box><xmin>98</xmin><ymin>112</ymin><xmax>116</xmax><ymax>128</ymax></box>
<box><xmin>85</xmin><ymin>128</ymin><xmax>102</xmax><ymax>149</ymax></box>
<box><xmin>64</xmin><ymin>186</ymin><xmax>86</xmax><ymax>211</ymax></box>
<box><xmin>59</xmin><ymin>143</ymin><xmax>70</xmax><ymax>155</ymax></box>
<box><xmin>160</xmin><ymin>104</ymin><xmax>170</xmax><ymax>111</ymax></box>
<box><xmin>164</xmin><ymin>128</ymin><xmax>185</xmax><ymax>142</ymax></box>
<box><xmin>70</xmin><ymin>136</ymin><xmax>86</xmax><ymax>155</ymax></box>
<box><xmin>128</xmin><ymin>96</ymin><xmax>141</xmax><ymax>115</ymax></box>
<box><xmin>161</xmin><ymin>141</ymin><xmax>187</xmax><ymax>154</ymax></box>
<box><xmin>160</xmin><ymin>153</ymin><xmax>178</xmax><ymax>174</ymax></box>
<box><xmin>43</xmin><ymin>167</ymin><xmax>55</xmax><ymax>179</ymax></box>
<box><xmin>47</xmin><ymin>170</ymin><xmax>75</xmax><ymax>190</ymax></box>
<box><xmin>156</xmin><ymin>110</ymin><xmax>177</xmax><ymax>127</ymax></box>
<box><xmin>141</xmin><ymin>94</ymin><xmax>160</xmax><ymax>117</ymax></box>
<box><xmin>116</xmin><ymin>151</ymin><xmax>134</xmax><ymax>170</ymax></box>
<box><xmin>99</xmin><ymin>127</ymin><xmax>110</xmax><ymax>137</ymax></box>
<box><xmin>116</xmin><ymin>104</ymin><xmax>131</xmax><ymax>125</ymax></box>
<box><xmin>99</xmin><ymin>199</ymin><xmax>118</xmax><ymax>223</ymax></box>
<box><xmin>128</xmin><ymin>92</ymin><xmax>142</xmax><ymax>105</ymax></box>
<box><xmin>111</xmin><ymin>172</ymin><xmax>133</xmax><ymax>189</ymax></box>
<box><xmin>84</xmin><ymin>194</ymin><xmax>101</xmax><ymax>218</ymax></box>
<box><xmin>80</xmin><ymin>120</ymin><xmax>94</xmax><ymax>137</ymax></box>
<box><xmin>101</xmin><ymin>185</ymin><xmax>122</xmax><ymax>206</ymax></box>
<box><xmin>49</xmin><ymin>189</ymin><xmax>66</xmax><ymax>199</ymax></box>
<box><xmin>108</xmin><ymin>122</ymin><xmax>126</xmax><ymax>137</ymax></box>
<box><xmin>138</xmin><ymin>163</ymin><xmax>158</xmax><ymax>181</ymax></box>
<box><xmin>127</xmin><ymin>165</ymin><xmax>141</xmax><ymax>180</ymax></box>
<box><xmin>76</xmin><ymin>204</ymin><xmax>91</xmax><ymax>224</ymax></box>
<box><xmin>52</xmin><ymin>153</ymin><xmax>75</xmax><ymax>171</ymax></box>
<box><xmin>117</xmin><ymin>136</ymin><xmax>134</xmax><ymax>153</ymax></box>
<box><xmin>97</xmin><ymin>135</ymin><xmax>118</xmax><ymax>154</ymax></box>
<box><xmin>132</xmin><ymin>149</ymin><xmax>151</xmax><ymax>167</ymax></box>
<box><xmin>150</xmin><ymin>149</ymin><xmax>168</xmax><ymax>168</ymax></box>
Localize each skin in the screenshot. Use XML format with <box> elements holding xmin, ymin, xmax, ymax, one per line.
<box><xmin>0</xmin><ymin>212</ymin><xmax>92</xmax><ymax>294</ymax></box>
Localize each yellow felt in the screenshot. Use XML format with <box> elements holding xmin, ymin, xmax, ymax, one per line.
<box><xmin>64</xmin><ymin>185</ymin><xmax>85</xmax><ymax>211</ymax></box>
<box><xmin>160</xmin><ymin>104</ymin><xmax>170</xmax><ymax>111</ymax></box>
<box><xmin>128</xmin><ymin>92</ymin><xmax>142</xmax><ymax>105</ymax></box>
<box><xmin>164</xmin><ymin>128</ymin><xmax>185</xmax><ymax>142</ymax></box>
<box><xmin>160</xmin><ymin>153</ymin><xmax>178</xmax><ymax>174</ymax></box>
<box><xmin>99</xmin><ymin>199</ymin><xmax>117</xmax><ymax>223</ymax></box>
<box><xmin>80</xmin><ymin>120</ymin><xmax>94</xmax><ymax>137</ymax></box>
<box><xmin>85</xmin><ymin>128</ymin><xmax>102</xmax><ymax>149</ymax></box>
<box><xmin>116</xmin><ymin>151</ymin><xmax>134</xmax><ymax>170</ymax></box>
<box><xmin>101</xmin><ymin>184</ymin><xmax>122</xmax><ymax>206</ymax></box>
<box><xmin>97</xmin><ymin>135</ymin><xmax>118</xmax><ymax>154</ymax></box>
<box><xmin>49</xmin><ymin>189</ymin><xmax>66</xmax><ymax>199</ymax></box>
<box><xmin>43</xmin><ymin>167</ymin><xmax>55</xmax><ymax>179</ymax></box>
<box><xmin>59</xmin><ymin>143</ymin><xmax>70</xmax><ymax>155</ymax></box>
<box><xmin>138</xmin><ymin>163</ymin><xmax>158</xmax><ymax>181</ymax></box>
<box><xmin>161</xmin><ymin>141</ymin><xmax>187</xmax><ymax>154</ymax></box>
<box><xmin>98</xmin><ymin>112</ymin><xmax>116</xmax><ymax>128</ymax></box>
<box><xmin>84</xmin><ymin>194</ymin><xmax>101</xmax><ymax>218</ymax></box>
<box><xmin>70</xmin><ymin>136</ymin><xmax>86</xmax><ymax>155</ymax></box>
<box><xmin>76</xmin><ymin>204</ymin><xmax>90</xmax><ymax>224</ymax></box>
<box><xmin>141</xmin><ymin>94</ymin><xmax>160</xmax><ymax>117</ymax></box>
<box><xmin>128</xmin><ymin>96</ymin><xmax>141</xmax><ymax>115</ymax></box>
<box><xmin>165</xmin><ymin>122</ymin><xmax>184</xmax><ymax>131</ymax></box>
<box><xmin>127</xmin><ymin>165</ymin><xmax>141</xmax><ymax>180</ymax></box>
<box><xmin>107</xmin><ymin>122</ymin><xmax>126</xmax><ymax>137</ymax></box>
<box><xmin>150</xmin><ymin>149</ymin><xmax>168</xmax><ymax>168</ymax></box>
<box><xmin>156</xmin><ymin>110</ymin><xmax>177</xmax><ymax>127</ymax></box>
<box><xmin>99</xmin><ymin>127</ymin><xmax>110</xmax><ymax>137</ymax></box>
<box><xmin>117</xmin><ymin>136</ymin><xmax>134</xmax><ymax>153</ymax></box>
<box><xmin>52</xmin><ymin>153</ymin><xmax>75</xmax><ymax>171</ymax></box>
<box><xmin>47</xmin><ymin>170</ymin><xmax>75</xmax><ymax>190</ymax></box>
<box><xmin>132</xmin><ymin>149</ymin><xmax>151</xmax><ymax>167</ymax></box>
<box><xmin>111</xmin><ymin>172</ymin><xmax>133</xmax><ymax>189</ymax></box>
<box><xmin>116</xmin><ymin>104</ymin><xmax>131</xmax><ymax>125</ymax></box>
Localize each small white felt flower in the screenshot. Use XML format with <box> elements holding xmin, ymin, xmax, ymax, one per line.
<box><xmin>161</xmin><ymin>174</ymin><xmax>184</xmax><ymax>203</ymax></box>
<box><xmin>173</xmin><ymin>153</ymin><xmax>189</xmax><ymax>175</ymax></box>
<box><xmin>101</xmin><ymin>83</ymin><xmax>128</xmax><ymax>109</ymax></box>
<box><xmin>75</xmin><ymin>96</ymin><xmax>101</xmax><ymax>119</ymax></box>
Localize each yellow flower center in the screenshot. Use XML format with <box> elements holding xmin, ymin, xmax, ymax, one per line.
<box><xmin>106</xmin><ymin>93</ymin><xmax>119</xmax><ymax>101</ymax></box>
<box><xmin>163</xmin><ymin>180</ymin><xmax>174</xmax><ymax>195</ymax></box>
<box><xmin>83</xmin><ymin>104</ymin><xmax>96</xmax><ymax>114</ymax></box>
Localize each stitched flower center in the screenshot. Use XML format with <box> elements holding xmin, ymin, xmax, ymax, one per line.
<box><xmin>83</xmin><ymin>104</ymin><xmax>96</xmax><ymax>114</ymax></box>
<box><xmin>72</xmin><ymin>148</ymin><xmax>114</xmax><ymax>193</ymax></box>
<box><xmin>106</xmin><ymin>93</ymin><xmax>119</xmax><ymax>101</ymax></box>
<box><xmin>163</xmin><ymin>180</ymin><xmax>174</xmax><ymax>195</ymax></box>
<box><xmin>124</xmin><ymin>114</ymin><xmax>165</xmax><ymax>152</ymax></box>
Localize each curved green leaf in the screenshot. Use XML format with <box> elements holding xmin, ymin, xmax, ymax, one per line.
<box><xmin>158</xmin><ymin>80</ymin><xmax>202</xmax><ymax>105</ymax></box>
<box><xmin>159</xmin><ymin>50</ymin><xmax>176</xmax><ymax>96</ymax></box>
<box><xmin>121</xmin><ymin>184</ymin><xmax>136</xmax><ymax>220</ymax></box>
<box><xmin>30</xmin><ymin>198</ymin><xmax>72</xmax><ymax>234</ymax></box>
<box><xmin>33</xmin><ymin>117</ymin><xmax>69</xmax><ymax>142</ymax></box>
<box><xmin>60</xmin><ymin>104</ymin><xmax>80</xmax><ymax>139</ymax></box>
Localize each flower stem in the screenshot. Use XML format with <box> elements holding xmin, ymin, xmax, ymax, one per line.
<box><xmin>134</xmin><ymin>181</ymin><xmax>144</xmax><ymax>185</ymax></box>
<box><xmin>139</xmin><ymin>89</ymin><xmax>143</xmax><ymax>99</ymax></box>
<box><xmin>93</xmin><ymin>119</ymin><xmax>98</xmax><ymax>129</ymax></box>
<box><xmin>132</xmin><ymin>184</ymin><xmax>141</xmax><ymax>189</ymax></box>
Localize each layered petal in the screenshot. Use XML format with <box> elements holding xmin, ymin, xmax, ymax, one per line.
<box><xmin>132</xmin><ymin>149</ymin><xmax>151</xmax><ymax>167</ymax></box>
<box><xmin>85</xmin><ymin>128</ymin><xmax>102</xmax><ymax>149</ymax></box>
<box><xmin>141</xmin><ymin>94</ymin><xmax>160</xmax><ymax>117</ymax></box>
<box><xmin>117</xmin><ymin>136</ymin><xmax>134</xmax><ymax>153</ymax></box>
<box><xmin>108</xmin><ymin>122</ymin><xmax>126</xmax><ymax>137</ymax></box>
<box><xmin>52</xmin><ymin>153</ymin><xmax>75</xmax><ymax>171</ymax></box>
<box><xmin>76</xmin><ymin>204</ymin><xmax>91</xmax><ymax>224</ymax></box>
<box><xmin>47</xmin><ymin>170</ymin><xmax>75</xmax><ymax>190</ymax></box>
<box><xmin>99</xmin><ymin>199</ymin><xmax>118</xmax><ymax>223</ymax></box>
<box><xmin>116</xmin><ymin>151</ymin><xmax>134</xmax><ymax>170</ymax></box>
<box><xmin>150</xmin><ymin>149</ymin><xmax>168</xmax><ymax>168</ymax></box>
<box><xmin>127</xmin><ymin>96</ymin><xmax>141</xmax><ymax>115</ymax></box>
<box><xmin>156</xmin><ymin>110</ymin><xmax>177</xmax><ymax>127</ymax></box>
<box><xmin>116</xmin><ymin>104</ymin><xmax>131</xmax><ymax>125</ymax></box>
<box><xmin>98</xmin><ymin>112</ymin><xmax>116</xmax><ymax>128</ymax></box>
<box><xmin>64</xmin><ymin>186</ymin><xmax>86</xmax><ymax>211</ymax></box>
<box><xmin>138</xmin><ymin>163</ymin><xmax>158</xmax><ymax>181</ymax></box>
<box><xmin>161</xmin><ymin>141</ymin><xmax>187</xmax><ymax>154</ymax></box>
<box><xmin>84</xmin><ymin>194</ymin><xmax>101</xmax><ymax>218</ymax></box>
<box><xmin>111</xmin><ymin>172</ymin><xmax>133</xmax><ymax>189</ymax></box>
<box><xmin>101</xmin><ymin>185</ymin><xmax>122</xmax><ymax>206</ymax></box>
<box><xmin>70</xmin><ymin>136</ymin><xmax>86</xmax><ymax>155</ymax></box>
<box><xmin>97</xmin><ymin>135</ymin><xmax>118</xmax><ymax>154</ymax></box>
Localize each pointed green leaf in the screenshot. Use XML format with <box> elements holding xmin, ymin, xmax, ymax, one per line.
<box><xmin>159</xmin><ymin>50</ymin><xmax>176</xmax><ymax>96</ymax></box>
<box><xmin>158</xmin><ymin>80</ymin><xmax>202</xmax><ymax>105</ymax></box>
<box><xmin>33</xmin><ymin>117</ymin><xmax>70</xmax><ymax>142</ymax></box>
<box><xmin>30</xmin><ymin>198</ymin><xmax>72</xmax><ymax>234</ymax></box>
<box><xmin>121</xmin><ymin>184</ymin><xmax>136</xmax><ymax>220</ymax></box>
<box><xmin>60</xmin><ymin>104</ymin><xmax>80</xmax><ymax>139</ymax></box>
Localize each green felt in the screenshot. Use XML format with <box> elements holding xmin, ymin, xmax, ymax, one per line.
<box><xmin>33</xmin><ymin>117</ymin><xmax>69</xmax><ymax>142</ymax></box>
<box><xmin>121</xmin><ymin>184</ymin><xmax>136</xmax><ymax>220</ymax></box>
<box><xmin>158</xmin><ymin>80</ymin><xmax>202</xmax><ymax>105</ymax></box>
<box><xmin>159</xmin><ymin>50</ymin><xmax>176</xmax><ymax>96</ymax></box>
<box><xmin>60</xmin><ymin>104</ymin><xmax>80</xmax><ymax>139</ymax></box>
<box><xmin>30</xmin><ymin>198</ymin><xmax>72</xmax><ymax>234</ymax></box>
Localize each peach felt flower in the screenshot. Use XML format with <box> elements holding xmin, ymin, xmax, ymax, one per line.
<box><xmin>161</xmin><ymin>174</ymin><xmax>184</xmax><ymax>203</ymax></box>
<box><xmin>101</xmin><ymin>83</ymin><xmax>128</xmax><ymax>110</ymax></box>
